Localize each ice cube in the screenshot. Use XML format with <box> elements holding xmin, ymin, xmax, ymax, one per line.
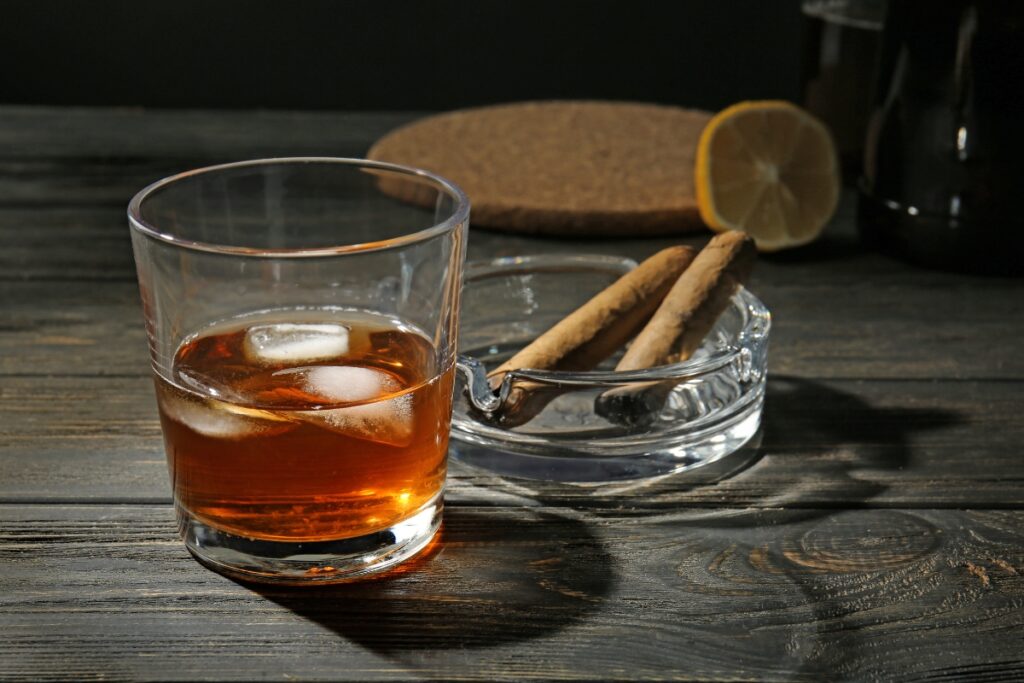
<box><xmin>243</xmin><ymin>323</ymin><xmax>350</xmax><ymax>365</ymax></box>
<box><xmin>301</xmin><ymin>394</ymin><xmax>414</xmax><ymax>448</ymax></box>
<box><xmin>302</xmin><ymin>365</ymin><xmax>394</xmax><ymax>403</ymax></box>
<box><xmin>294</xmin><ymin>365</ymin><xmax>414</xmax><ymax>447</ymax></box>
<box><xmin>159</xmin><ymin>392</ymin><xmax>295</xmax><ymax>440</ymax></box>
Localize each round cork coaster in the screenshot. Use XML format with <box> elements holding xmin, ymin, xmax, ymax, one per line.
<box><xmin>367</xmin><ymin>101</ymin><xmax>713</xmax><ymax>237</ymax></box>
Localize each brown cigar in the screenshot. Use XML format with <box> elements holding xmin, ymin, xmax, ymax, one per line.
<box><xmin>595</xmin><ymin>231</ymin><xmax>757</xmax><ymax>427</ymax></box>
<box><xmin>485</xmin><ymin>245</ymin><xmax>698</xmax><ymax>427</ymax></box>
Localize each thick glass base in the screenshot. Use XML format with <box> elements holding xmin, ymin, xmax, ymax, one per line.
<box><xmin>178</xmin><ymin>496</ymin><xmax>443</xmax><ymax>585</ymax></box>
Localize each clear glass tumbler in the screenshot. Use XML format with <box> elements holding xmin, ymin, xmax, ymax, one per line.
<box><xmin>128</xmin><ymin>158</ymin><xmax>469</xmax><ymax>584</ymax></box>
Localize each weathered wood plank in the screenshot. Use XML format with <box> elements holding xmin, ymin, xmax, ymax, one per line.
<box><xmin>0</xmin><ymin>158</ymin><xmax>193</xmax><ymax>208</ymax></box>
<box><xmin>2</xmin><ymin>105</ymin><xmax>1023</xmax><ymax>683</ymax></box>
<box><xmin>2</xmin><ymin>375</ymin><xmax>1021</xmax><ymax>508</ymax></box>
<box><xmin>0</xmin><ymin>207</ymin><xmax>133</xmax><ymax>281</ymax></box>
<box><xmin>0</xmin><ymin>106</ymin><xmax>419</xmax><ymax>159</ymax></box>
<box><xmin>0</xmin><ymin>282</ymin><xmax>150</xmax><ymax>375</ymax></box>
<box><xmin>2</xmin><ymin>200</ymin><xmax>1014</xmax><ymax>289</ymax></box>
<box><xmin>0</xmin><ymin>103</ymin><xmax>1011</xmax><ymax>291</ymax></box>
<box><xmin>1</xmin><ymin>504</ymin><xmax>1022</xmax><ymax>682</ymax></box>
<box><xmin>2</xmin><ymin>164</ymin><xmax>1020</xmax><ymax>385</ymax></box>
<box><xmin>3</xmin><ymin>268</ymin><xmax>1021</xmax><ymax>381</ymax></box>
<box><xmin>8</xmin><ymin>193</ymin><xmax>1024</xmax><ymax>290</ymax></box>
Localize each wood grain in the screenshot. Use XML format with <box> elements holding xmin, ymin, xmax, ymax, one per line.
<box><xmin>1</xmin><ymin>375</ymin><xmax>1021</xmax><ymax>509</ymax></box>
<box><xmin>0</xmin><ymin>207</ymin><xmax>134</xmax><ymax>282</ymax></box>
<box><xmin>2</xmin><ymin>504</ymin><xmax>1022</xmax><ymax>682</ymax></box>
<box><xmin>2</xmin><ymin>263</ymin><xmax>1022</xmax><ymax>380</ymax></box>
<box><xmin>0</xmin><ymin>106</ymin><xmax>419</xmax><ymax>159</ymax></box>
<box><xmin>2</xmin><ymin>105</ymin><xmax>1023</xmax><ymax>682</ymax></box>
<box><xmin>0</xmin><ymin>282</ymin><xmax>149</xmax><ymax>375</ymax></box>
<box><xmin>8</xmin><ymin>195</ymin><xmax>1024</xmax><ymax>287</ymax></box>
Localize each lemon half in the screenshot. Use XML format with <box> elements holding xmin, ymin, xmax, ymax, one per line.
<box><xmin>695</xmin><ymin>100</ymin><xmax>840</xmax><ymax>251</ymax></box>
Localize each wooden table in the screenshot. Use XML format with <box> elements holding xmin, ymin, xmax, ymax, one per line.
<box><xmin>2</xmin><ymin>106</ymin><xmax>1023</xmax><ymax>682</ymax></box>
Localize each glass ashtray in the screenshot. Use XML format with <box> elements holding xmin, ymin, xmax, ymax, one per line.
<box><xmin>451</xmin><ymin>254</ymin><xmax>770</xmax><ymax>486</ymax></box>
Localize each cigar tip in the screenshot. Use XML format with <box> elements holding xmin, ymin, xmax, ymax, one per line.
<box><xmin>706</xmin><ymin>231</ymin><xmax>758</xmax><ymax>273</ymax></box>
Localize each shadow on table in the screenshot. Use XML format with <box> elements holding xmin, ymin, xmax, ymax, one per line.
<box><xmin>502</xmin><ymin>374</ymin><xmax>964</xmax><ymax>520</ymax></box>
<box><xmin>758</xmin><ymin>374</ymin><xmax>963</xmax><ymax>498</ymax></box>
<box><xmin>634</xmin><ymin>376</ymin><xmax>965</xmax><ymax>678</ymax></box>
<box><xmin>743</xmin><ymin>377</ymin><xmax>963</xmax><ymax>674</ymax></box>
<box><xmin>246</xmin><ymin>507</ymin><xmax>615</xmax><ymax>653</ymax></box>
<box><xmin>675</xmin><ymin>375</ymin><xmax>964</xmax><ymax>528</ymax></box>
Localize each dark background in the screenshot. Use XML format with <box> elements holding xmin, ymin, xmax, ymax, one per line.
<box><xmin>1</xmin><ymin>0</ymin><xmax>804</xmax><ymax>111</ymax></box>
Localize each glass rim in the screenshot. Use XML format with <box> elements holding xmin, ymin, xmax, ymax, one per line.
<box><xmin>127</xmin><ymin>156</ymin><xmax>470</xmax><ymax>258</ymax></box>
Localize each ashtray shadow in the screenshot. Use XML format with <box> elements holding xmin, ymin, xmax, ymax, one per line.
<box><xmin>460</xmin><ymin>374</ymin><xmax>964</xmax><ymax>523</ymax></box>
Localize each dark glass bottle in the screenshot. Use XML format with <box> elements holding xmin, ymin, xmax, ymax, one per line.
<box><xmin>858</xmin><ymin>0</ymin><xmax>1024</xmax><ymax>274</ymax></box>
